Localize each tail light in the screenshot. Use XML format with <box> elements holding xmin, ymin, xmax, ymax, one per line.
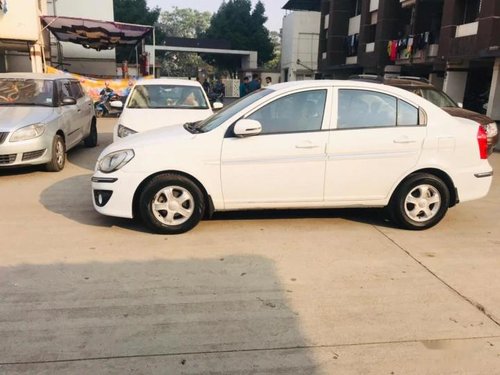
<box><xmin>477</xmin><ymin>126</ymin><xmax>488</xmax><ymax>159</ymax></box>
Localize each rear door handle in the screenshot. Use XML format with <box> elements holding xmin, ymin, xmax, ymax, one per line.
<box><xmin>295</xmin><ymin>141</ymin><xmax>319</xmax><ymax>149</ymax></box>
<box><xmin>393</xmin><ymin>137</ymin><xmax>416</xmax><ymax>144</ymax></box>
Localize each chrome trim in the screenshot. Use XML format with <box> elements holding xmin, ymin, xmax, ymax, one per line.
<box><xmin>91</xmin><ymin>177</ymin><xmax>118</xmax><ymax>183</ymax></box>
<box><xmin>474</xmin><ymin>171</ymin><xmax>493</xmax><ymax>178</ymax></box>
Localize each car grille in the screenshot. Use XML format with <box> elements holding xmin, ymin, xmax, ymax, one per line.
<box><xmin>0</xmin><ymin>132</ymin><xmax>8</xmax><ymax>144</ymax></box>
<box><xmin>0</xmin><ymin>154</ymin><xmax>16</xmax><ymax>165</ymax></box>
<box><xmin>22</xmin><ymin>149</ymin><xmax>46</xmax><ymax>161</ymax></box>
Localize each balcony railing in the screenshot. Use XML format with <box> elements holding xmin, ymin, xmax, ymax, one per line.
<box><xmin>388</xmin><ymin>32</ymin><xmax>438</xmax><ymax>62</ymax></box>
<box><xmin>455</xmin><ymin>22</ymin><xmax>478</xmax><ymax>38</ymax></box>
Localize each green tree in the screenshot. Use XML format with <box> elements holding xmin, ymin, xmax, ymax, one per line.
<box><xmin>203</xmin><ymin>0</ymin><xmax>275</xmax><ymax>74</ymax></box>
<box><xmin>264</xmin><ymin>30</ymin><xmax>281</xmax><ymax>70</ymax></box>
<box><xmin>155</xmin><ymin>8</ymin><xmax>213</xmax><ymax>77</ymax></box>
<box><xmin>113</xmin><ymin>0</ymin><xmax>161</xmax><ymax>63</ymax></box>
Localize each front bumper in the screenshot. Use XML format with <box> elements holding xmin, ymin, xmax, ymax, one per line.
<box><xmin>91</xmin><ymin>171</ymin><xmax>145</xmax><ymax>219</ymax></box>
<box><xmin>0</xmin><ymin>133</ymin><xmax>52</xmax><ymax>167</ymax></box>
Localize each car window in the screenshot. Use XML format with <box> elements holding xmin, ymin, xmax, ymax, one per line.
<box><xmin>338</xmin><ymin>90</ymin><xmax>396</xmax><ymax>128</ymax></box>
<box><xmin>58</xmin><ymin>80</ymin><xmax>72</xmax><ymax>100</ymax></box>
<box><xmin>338</xmin><ymin>89</ymin><xmax>420</xmax><ymax>129</ymax></box>
<box><xmin>420</xmin><ymin>88</ymin><xmax>457</xmax><ymax>108</ymax></box>
<box><xmin>127</xmin><ymin>84</ymin><xmax>209</xmax><ymax>109</ymax></box>
<box><xmin>398</xmin><ymin>100</ymin><xmax>419</xmax><ymax>126</ymax></box>
<box><xmin>248</xmin><ymin>90</ymin><xmax>327</xmax><ymax>134</ymax></box>
<box><xmin>69</xmin><ymin>81</ymin><xmax>83</xmax><ymax>99</ymax></box>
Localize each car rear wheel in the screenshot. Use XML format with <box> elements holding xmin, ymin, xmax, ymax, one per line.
<box><xmin>390</xmin><ymin>173</ymin><xmax>450</xmax><ymax>230</ymax></box>
<box><xmin>84</xmin><ymin>119</ymin><xmax>98</xmax><ymax>147</ymax></box>
<box><xmin>139</xmin><ymin>174</ymin><xmax>205</xmax><ymax>234</ymax></box>
<box><xmin>45</xmin><ymin>134</ymin><xmax>66</xmax><ymax>172</ymax></box>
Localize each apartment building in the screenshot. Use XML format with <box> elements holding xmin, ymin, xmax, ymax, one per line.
<box><xmin>284</xmin><ymin>0</ymin><xmax>499</xmax><ymax>119</ymax></box>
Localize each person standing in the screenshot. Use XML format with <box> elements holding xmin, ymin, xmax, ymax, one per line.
<box><xmin>239</xmin><ymin>76</ymin><xmax>250</xmax><ymax>97</ymax></box>
<box><xmin>248</xmin><ymin>73</ymin><xmax>261</xmax><ymax>93</ymax></box>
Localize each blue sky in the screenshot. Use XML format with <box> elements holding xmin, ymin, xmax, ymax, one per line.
<box><xmin>146</xmin><ymin>0</ymin><xmax>286</xmax><ymax>31</ymax></box>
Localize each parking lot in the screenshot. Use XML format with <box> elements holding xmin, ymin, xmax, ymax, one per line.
<box><xmin>1</xmin><ymin>118</ymin><xmax>499</xmax><ymax>374</ymax></box>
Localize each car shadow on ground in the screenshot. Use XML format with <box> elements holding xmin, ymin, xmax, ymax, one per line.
<box><xmin>66</xmin><ymin>130</ymin><xmax>114</xmax><ymax>171</ymax></box>
<box><xmin>0</xmin><ymin>256</ymin><xmax>320</xmax><ymax>373</ymax></box>
<box><xmin>39</xmin><ymin>173</ymin><xmax>397</xmax><ymax>233</ymax></box>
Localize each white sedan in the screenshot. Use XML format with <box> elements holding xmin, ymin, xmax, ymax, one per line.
<box><xmin>113</xmin><ymin>78</ymin><xmax>221</xmax><ymax>142</ymax></box>
<box><xmin>92</xmin><ymin>80</ymin><xmax>493</xmax><ymax>234</ymax></box>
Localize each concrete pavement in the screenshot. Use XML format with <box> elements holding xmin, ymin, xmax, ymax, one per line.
<box><xmin>0</xmin><ymin>118</ymin><xmax>499</xmax><ymax>374</ymax></box>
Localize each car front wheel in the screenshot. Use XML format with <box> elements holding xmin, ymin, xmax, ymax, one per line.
<box><xmin>390</xmin><ymin>173</ymin><xmax>450</xmax><ymax>230</ymax></box>
<box><xmin>45</xmin><ymin>134</ymin><xmax>66</xmax><ymax>172</ymax></box>
<box><xmin>139</xmin><ymin>174</ymin><xmax>205</xmax><ymax>234</ymax></box>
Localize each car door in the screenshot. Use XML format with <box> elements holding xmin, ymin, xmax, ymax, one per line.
<box><xmin>57</xmin><ymin>79</ymin><xmax>82</xmax><ymax>148</ymax></box>
<box><xmin>324</xmin><ymin>87</ymin><xmax>427</xmax><ymax>202</ymax></box>
<box><xmin>70</xmin><ymin>80</ymin><xmax>93</xmax><ymax>137</ymax></box>
<box><xmin>221</xmin><ymin>88</ymin><xmax>331</xmax><ymax>208</ymax></box>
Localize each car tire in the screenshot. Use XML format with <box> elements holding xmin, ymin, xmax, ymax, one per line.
<box><xmin>390</xmin><ymin>173</ymin><xmax>450</xmax><ymax>230</ymax></box>
<box><xmin>45</xmin><ymin>134</ymin><xmax>66</xmax><ymax>172</ymax></box>
<box><xmin>84</xmin><ymin>118</ymin><xmax>98</xmax><ymax>147</ymax></box>
<box><xmin>139</xmin><ymin>174</ymin><xmax>205</xmax><ymax>234</ymax></box>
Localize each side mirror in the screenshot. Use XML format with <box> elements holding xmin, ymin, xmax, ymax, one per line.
<box><xmin>213</xmin><ymin>102</ymin><xmax>223</xmax><ymax>110</ymax></box>
<box><xmin>457</xmin><ymin>102</ymin><xmax>463</xmax><ymax>108</ymax></box>
<box><xmin>61</xmin><ymin>97</ymin><xmax>76</xmax><ymax>106</ymax></box>
<box><xmin>233</xmin><ymin>119</ymin><xmax>262</xmax><ymax>137</ymax></box>
<box><xmin>110</xmin><ymin>100</ymin><xmax>123</xmax><ymax>109</ymax></box>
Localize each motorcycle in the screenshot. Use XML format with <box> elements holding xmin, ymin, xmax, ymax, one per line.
<box><xmin>94</xmin><ymin>91</ymin><xmax>124</xmax><ymax>118</ymax></box>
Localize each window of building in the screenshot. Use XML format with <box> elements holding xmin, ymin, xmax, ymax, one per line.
<box><xmin>463</xmin><ymin>0</ymin><xmax>481</xmax><ymax>24</ymax></box>
<box><xmin>350</xmin><ymin>0</ymin><xmax>362</xmax><ymax>17</ymax></box>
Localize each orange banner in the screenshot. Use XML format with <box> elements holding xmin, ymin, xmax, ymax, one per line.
<box><xmin>46</xmin><ymin>67</ymin><xmax>154</xmax><ymax>101</ymax></box>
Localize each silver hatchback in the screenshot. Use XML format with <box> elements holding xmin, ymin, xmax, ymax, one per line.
<box><xmin>0</xmin><ymin>73</ymin><xmax>97</xmax><ymax>171</ymax></box>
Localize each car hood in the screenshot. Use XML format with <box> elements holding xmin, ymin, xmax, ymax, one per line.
<box><xmin>0</xmin><ymin>106</ymin><xmax>55</xmax><ymax>131</ymax></box>
<box><xmin>107</xmin><ymin>122</ymin><xmax>194</xmax><ymax>151</ymax></box>
<box><xmin>441</xmin><ymin>107</ymin><xmax>494</xmax><ymax>125</ymax></box>
<box><xmin>120</xmin><ymin>108</ymin><xmax>213</xmax><ymax>133</ymax></box>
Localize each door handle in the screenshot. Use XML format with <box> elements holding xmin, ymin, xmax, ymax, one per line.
<box><xmin>393</xmin><ymin>137</ymin><xmax>416</xmax><ymax>144</ymax></box>
<box><xmin>295</xmin><ymin>141</ymin><xmax>319</xmax><ymax>149</ymax></box>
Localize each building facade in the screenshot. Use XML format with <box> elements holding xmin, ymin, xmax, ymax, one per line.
<box><xmin>284</xmin><ymin>0</ymin><xmax>499</xmax><ymax>120</ymax></box>
<box><xmin>0</xmin><ymin>0</ymin><xmax>46</xmax><ymax>73</ymax></box>
<box><xmin>281</xmin><ymin>9</ymin><xmax>321</xmax><ymax>82</ymax></box>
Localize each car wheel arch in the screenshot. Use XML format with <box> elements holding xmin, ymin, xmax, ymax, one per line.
<box><xmin>132</xmin><ymin>170</ymin><xmax>214</xmax><ymax>220</ymax></box>
<box><xmin>390</xmin><ymin>168</ymin><xmax>457</xmax><ymax>208</ymax></box>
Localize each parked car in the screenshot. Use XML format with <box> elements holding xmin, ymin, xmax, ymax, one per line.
<box><xmin>112</xmin><ymin>79</ymin><xmax>222</xmax><ymax>142</ymax></box>
<box><xmin>352</xmin><ymin>75</ymin><xmax>498</xmax><ymax>154</ymax></box>
<box><xmin>0</xmin><ymin>73</ymin><xmax>97</xmax><ymax>171</ymax></box>
<box><xmin>92</xmin><ymin>80</ymin><xmax>492</xmax><ymax>234</ymax></box>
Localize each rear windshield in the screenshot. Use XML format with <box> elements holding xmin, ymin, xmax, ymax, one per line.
<box><xmin>0</xmin><ymin>78</ymin><xmax>55</xmax><ymax>107</ymax></box>
<box><xmin>127</xmin><ymin>84</ymin><xmax>209</xmax><ymax>109</ymax></box>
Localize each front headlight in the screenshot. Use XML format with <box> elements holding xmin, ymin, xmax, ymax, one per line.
<box><xmin>98</xmin><ymin>149</ymin><xmax>135</xmax><ymax>173</ymax></box>
<box><xmin>117</xmin><ymin>124</ymin><xmax>137</xmax><ymax>138</ymax></box>
<box><xmin>10</xmin><ymin>123</ymin><xmax>45</xmax><ymax>142</ymax></box>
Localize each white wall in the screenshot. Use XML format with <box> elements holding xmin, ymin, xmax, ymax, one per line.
<box><xmin>281</xmin><ymin>11</ymin><xmax>320</xmax><ymax>82</ymax></box>
<box><xmin>48</xmin><ymin>0</ymin><xmax>116</xmax><ymax>61</ymax></box>
<box><xmin>0</xmin><ymin>0</ymin><xmax>40</xmax><ymax>41</ymax></box>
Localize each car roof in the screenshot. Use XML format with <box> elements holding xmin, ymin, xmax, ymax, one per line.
<box><xmin>269</xmin><ymin>79</ymin><xmax>413</xmax><ymax>91</ymax></box>
<box><xmin>0</xmin><ymin>72</ymin><xmax>70</xmax><ymax>81</ymax></box>
<box><xmin>136</xmin><ymin>78</ymin><xmax>203</xmax><ymax>87</ymax></box>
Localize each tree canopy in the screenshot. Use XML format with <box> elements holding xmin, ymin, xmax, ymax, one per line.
<box><xmin>203</xmin><ymin>0</ymin><xmax>275</xmax><ymax>73</ymax></box>
<box><xmin>113</xmin><ymin>0</ymin><xmax>161</xmax><ymax>63</ymax></box>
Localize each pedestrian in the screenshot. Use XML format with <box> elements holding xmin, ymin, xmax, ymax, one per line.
<box><xmin>239</xmin><ymin>76</ymin><xmax>250</xmax><ymax>97</ymax></box>
<box><xmin>265</xmin><ymin>76</ymin><xmax>272</xmax><ymax>86</ymax></box>
<box><xmin>202</xmin><ymin>78</ymin><xmax>211</xmax><ymax>95</ymax></box>
<box><xmin>248</xmin><ymin>73</ymin><xmax>261</xmax><ymax>93</ymax></box>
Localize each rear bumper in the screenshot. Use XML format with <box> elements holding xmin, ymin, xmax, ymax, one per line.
<box><xmin>454</xmin><ymin>168</ymin><xmax>493</xmax><ymax>203</ymax></box>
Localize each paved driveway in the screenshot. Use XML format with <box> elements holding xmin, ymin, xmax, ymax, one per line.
<box><xmin>0</xmin><ymin>118</ymin><xmax>499</xmax><ymax>374</ymax></box>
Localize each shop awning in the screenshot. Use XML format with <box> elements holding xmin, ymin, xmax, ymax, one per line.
<box><xmin>40</xmin><ymin>16</ymin><xmax>153</xmax><ymax>51</ymax></box>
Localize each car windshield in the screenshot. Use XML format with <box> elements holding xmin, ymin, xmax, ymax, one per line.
<box><xmin>195</xmin><ymin>89</ymin><xmax>274</xmax><ymax>133</ymax></box>
<box><xmin>127</xmin><ymin>84</ymin><xmax>209</xmax><ymax>109</ymax></box>
<box><xmin>410</xmin><ymin>88</ymin><xmax>458</xmax><ymax>108</ymax></box>
<box><xmin>0</xmin><ymin>78</ymin><xmax>54</xmax><ymax>106</ymax></box>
